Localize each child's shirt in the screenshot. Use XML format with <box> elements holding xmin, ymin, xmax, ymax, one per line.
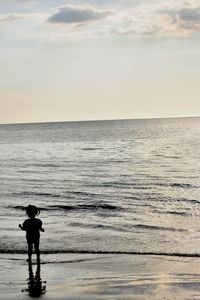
<box><xmin>23</xmin><ymin>218</ymin><xmax>42</xmax><ymax>239</ymax></box>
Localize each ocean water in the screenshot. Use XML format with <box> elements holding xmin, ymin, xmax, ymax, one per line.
<box><xmin>0</xmin><ymin>117</ymin><xmax>200</xmax><ymax>256</ymax></box>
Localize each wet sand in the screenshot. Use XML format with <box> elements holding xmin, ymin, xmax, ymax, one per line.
<box><xmin>1</xmin><ymin>253</ymin><xmax>200</xmax><ymax>299</ymax></box>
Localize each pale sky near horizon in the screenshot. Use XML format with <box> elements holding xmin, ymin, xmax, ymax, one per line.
<box><xmin>1</xmin><ymin>0</ymin><xmax>200</xmax><ymax>124</ymax></box>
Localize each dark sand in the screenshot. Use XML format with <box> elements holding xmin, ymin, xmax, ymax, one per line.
<box><xmin>1</xmin><ymin>253</ymin><xmax>200</xmax><ymax>299</ymax></box>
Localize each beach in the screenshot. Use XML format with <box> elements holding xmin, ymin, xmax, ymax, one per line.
<box><xmin>1</xmin><ymin>253</ymin><xmax>200</xmax><ymax>299</ymax></box>
<box><xmin>1</xmin><ymin>0</ymin><xmax>200</xmax><ymax>296</ymax></box>
<box><xmin>1</xmin><ymin>118</ymin><xmax>200</xmax><ymax>299</ymax></box>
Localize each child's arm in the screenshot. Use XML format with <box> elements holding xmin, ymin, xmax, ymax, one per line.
<box><xmin>18</xmin><ymin>224</ymin><xmax>25</xmax><ymax>230</ymax></box>
<box><xmin>39</xmin><ymin>220</ymin><xmax>45</xmax><ymax>232</ymax></box>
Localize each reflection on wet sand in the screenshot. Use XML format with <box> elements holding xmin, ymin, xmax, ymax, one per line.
<box><xmin>22</xmin><ymin>260</ymin><xmax>47</xmax><ymax>297</ymax></box>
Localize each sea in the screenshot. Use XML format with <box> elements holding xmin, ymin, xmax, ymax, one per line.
<box><xmin>1</xmin><ymin>117</ymin><xmax>200</xmax><ymax>257</ymax></box>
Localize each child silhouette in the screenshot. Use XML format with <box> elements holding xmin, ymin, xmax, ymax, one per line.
<box><xmin>19</xmin><ymin>205</ymin><xmax>45</xmax><ymax>262</ymax></box>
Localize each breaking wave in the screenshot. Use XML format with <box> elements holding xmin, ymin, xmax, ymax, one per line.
<box><xmin>1</xmin><ymin>249</ymin><xmax>200</xmax><ymax>258</ymax></box>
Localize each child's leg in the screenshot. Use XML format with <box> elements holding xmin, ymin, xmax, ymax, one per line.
<box><xmin>34</xmin><ymin>239</ymin><xmax>40</xmax><ymax>261</ymax></box>
<box><xmin>27</xmin><ymin>240</ymin><xmax>33</xmax><ymax>261</ymax></box>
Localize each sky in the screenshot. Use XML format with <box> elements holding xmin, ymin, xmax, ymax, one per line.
<box><xmin>0</xmin><ymin>0</ymin><xmax>200</xmax><ymax>124</ymax></box>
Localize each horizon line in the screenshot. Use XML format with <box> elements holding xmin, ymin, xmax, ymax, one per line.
<box><xmin>0</xmin><ymin>115</ymin><xmax>199</xmax><ymax>126</ymax></box>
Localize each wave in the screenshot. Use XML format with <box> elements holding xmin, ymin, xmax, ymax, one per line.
<box><xmin>156</xmin><ymin>183</ymin><xmax>199</xmax><ymax>189</ymax></box>
<box><xmin>10</xmin><ymin>190</ymin><xmax>99</xmax><ymax>198</ymax></box>
<box><xmin>99</xmin><ymin>182</ymin><xmax>153</xmax><ymax>189</ymax></box>
<box><xmin>92</xmin><ymin>181</ymin><xmax>199</xmax><ymax>190</ymax></box>
<box><xmin>133</xmin><ymin>224</ymin><xmax>186</xmax><ymax>232</ymax></box>
<box><xmin>81</xmin><ymin>147</ymin><xmax>102</xmax><ymax>151</ymax></box>
<box><xmin>177</xmin><ymin>198</ymin><xmax>200</xmax><ymax>205</ymax></box>
<box><xmin>68</xmin><ymin>222</ymin><xmax>129</xmax><ymax>232</ymax></box>
<box><xmin>10</xmin><ymin>191</ymin><xmax>63</xmax><ymax>198</ymax></box>
<box><xmin>166</xmin><ymin>211</ymin><xmax>188</xmax><ymax>216</ymax></box>
<box><xmin>1</xmin><ymin>249</ymin><xmax>200</xmax><ymax>258</ymax></box>
<box><xmin>27</xmin><ymin>163</ymin><xmax>61</xmax><ymax>168</ymax></box>
<box><xmin>152</xmin><ymin>209</ymin><xmax>189</xmax><ymax>216</ymax></box>
<box><xmin>67</xmin><ymin>191</ymin><xmax>98</xmax><ymax>196</ymax></box>
<box><xmin>12</xmin><ymin>203</ymin><xmax>121</xmax><ymax>212</ymax></box>
<box><xmin>49</xmin><ymin>204</ymin><xmax>120</xmax><ymax>211</ymax></box>
<box><xmin>103</xmin><ymin>182</ymin><xmax>199</xmax><ymax>190</ymax></box>
<box><xmin>157</xmin><ymin>155</ymin><xmax>180</xmax><ymax>159</ymax></box>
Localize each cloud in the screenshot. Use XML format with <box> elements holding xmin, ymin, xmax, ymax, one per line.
<box><xmin>161</xmin><ymin>5</ymin><xmax>200</xmax><ymax>33</ymax></box>
<box><xmin>0</xmin><ymin>14</ymin><xmax>24</xmax><ymax>23</ymax></box>
<box><xmin>179</xmin><ymin>7</ymin><xmax>200</xmax><ymax>22</ymax></box>
<box><xmin>47</xmin><ymin>5</ymin><xmax>115</xmax><ymax>26</ymax></box>
<box><xmin>106</xmin><ymin>1</ymin><xmax>200</xmax><ymax>37</ymax></box>
<box><xmin>46</xmin><ymin>2</ymin><xmax>200</xmax><ymax>38</ymax></box>
<box><xmin>2</xmin><ymin>1</ymin><xmax>200</xmax><ymax>40</ymax></box>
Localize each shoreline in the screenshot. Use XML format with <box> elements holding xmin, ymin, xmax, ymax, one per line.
<box><xmin>1</xmin><ymin>249</ymin><xmax>200</xmax><ymax>258</ymax></box>
<box><xmin>1</xmin><ymin>253</ymin><xmax>200</xmax><ymax>299</ymax></box>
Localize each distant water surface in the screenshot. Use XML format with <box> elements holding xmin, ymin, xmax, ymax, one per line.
<box><xmin>0</xmin><ymin>117</ymin><xmax>200</xmax><ymax>255</ymax></box>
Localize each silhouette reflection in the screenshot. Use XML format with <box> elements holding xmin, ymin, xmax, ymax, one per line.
<box><xmin>22</xmin><ymin>260</ymin><xmax>47</xmax><ymax>297</ymax></box>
